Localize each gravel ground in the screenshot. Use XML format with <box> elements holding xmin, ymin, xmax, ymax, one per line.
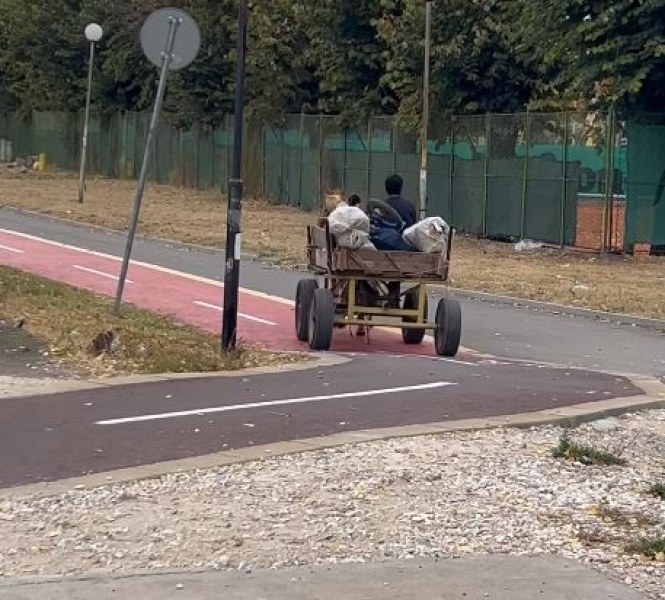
<box><xmin>1</xmin><ymin>411</ymin><xmax>664</xmax><ymax>598</ymax></box>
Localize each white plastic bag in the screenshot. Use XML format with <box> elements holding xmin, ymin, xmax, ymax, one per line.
<box><xmin>402</xmin><ymin>216</ymin><xmax>450</xmax><ymax>253</ymax></box>
<box><xmin>328</xmin><ymin>205</ymin><xmax>372</xmax><ymax>249</ymax></box>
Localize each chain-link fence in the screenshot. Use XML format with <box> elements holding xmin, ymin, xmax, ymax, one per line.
<box><xmin>2</xmin><ymin>109</ymin><xmax>660</xmax><ymax>252</ymax></box>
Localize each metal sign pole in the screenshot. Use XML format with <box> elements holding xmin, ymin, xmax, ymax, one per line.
<box><xmin>113</xmin><ymin>17</ymin><xmax>180</xmax><ymax>315</ymax></box>
<box><xmin>419</xmin><ymin>0</ymin><xmax>433</xmax><ymax>220</ymax></box>
<box><xmin>222</xmin><ymin>0</ymin><xmax>249</xmax><ymax>351</ymax></box>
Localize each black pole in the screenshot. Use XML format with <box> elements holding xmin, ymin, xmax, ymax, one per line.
<box><xmin>222</xmin><ymin>0</ymin><xmax>249</xmax><ymax>351</ymax></box>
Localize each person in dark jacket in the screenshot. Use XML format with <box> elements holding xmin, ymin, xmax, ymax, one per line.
<box><xmin>383</xmin><ymin>174</ymin><xmax>417</xmax><ymax>307</ymax></box>
<box><xmin>384</xmin><ymin>174</ymin><xmax>417</xmax><ymax>228</ymax></box>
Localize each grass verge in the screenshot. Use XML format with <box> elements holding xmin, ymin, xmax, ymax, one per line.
<box><xmin>648</xmin><ymin>483</ymin><xmax>665</xmax><ymax>501</ymax></box>
<box><xmin>2</xmin><ymin>171</ymin><xmax>665</xmax><ymax>319</ymax></box>
<box><xmin>552</xmin><ymin>433</ymin><xmax>627</xmax><ymax>466</ymax></box>
<box><xmin>625</xmin><ymin>538</ymin><xmax>665</xmax><ymax>561</ymax></box>
<box><xmin>0</xmin><ymin>265</ymin><xmax>301</xmax><ymax>378</ymax></box>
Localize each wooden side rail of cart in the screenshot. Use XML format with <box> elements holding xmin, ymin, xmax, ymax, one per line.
<box><xmin>295</xmin><ymin>219</ymin><xmax>462</xmax><ymax>357</ymax></box>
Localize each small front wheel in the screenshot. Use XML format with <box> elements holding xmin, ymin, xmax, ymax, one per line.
<box><xmin>295</xmin><ymin>279</ymin><xmax>318</xmax><ymax>341</ymax></box>
<box><xmin>434</xmin><ymin>296</ymin><xmax>462</xmax><ymax>357</ymax></box>
<box><xmin>308</xmin><ymin>288</ymin><xmax>335</xmax><ymax>351</ymax></box>
<box><xmin>402</xmin><ymin>288</ymin><xmax>428</xmax><ymax>345</ymax></box>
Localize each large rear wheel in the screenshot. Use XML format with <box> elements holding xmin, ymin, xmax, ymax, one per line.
<box><xmin>308</xmin><ymin>288</ymin><xmax>335</xmax><ymax>351</ymax></box>
<box><xmin>434</xmin><ymin>296</ymin><xmax>462</xmax><ymax>357</ymax></box>
<box><xmin>295</xmin><ymin>279</ymin><xmax>318</xmax><ymax>341</ymax></box>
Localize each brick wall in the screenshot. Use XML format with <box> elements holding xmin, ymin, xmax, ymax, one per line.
<box><xmin>575</xmin><ymin>199</ymin><xmax>625</xmax><ymax>251</ymax></box>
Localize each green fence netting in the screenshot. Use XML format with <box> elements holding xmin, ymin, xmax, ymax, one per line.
<box><xmin>0</xmin><ymin>109</ymin><xmax>655</xmax><ymax>249</ymax></box>
<box><xmin>626</xmin><ymin>115</ymin><xmax>665</xmax><ymax>249</ymax></box>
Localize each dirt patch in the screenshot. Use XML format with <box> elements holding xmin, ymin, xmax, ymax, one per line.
<box><xmin>0</xmin><ymin>317</ymin><xmax>70</xmax><ymax>379</ymax></box>
<box><xmin>0</xmin><ymin>266</ymin><xmax>302</xmax><ymax>379</ymax></box>
<box><xmin>2</xmin><ymin>171</ymin><xmax>665</xmax><ymax>319</ymax></box>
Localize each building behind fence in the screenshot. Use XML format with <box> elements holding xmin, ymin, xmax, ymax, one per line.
<box><xmin>1</xmin><ymin>110</ymin><xmax>664</xmax><ymax>253</ymax></box>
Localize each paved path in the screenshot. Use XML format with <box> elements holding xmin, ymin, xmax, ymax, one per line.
<box><xmin>0</xmin><ymin>556</ymin><xmax>644</xmax><ymax>599</ymax></box>
<box><xmin>0</xmin><ymin>353</ymin><xmax>640</xmax><ymax>488</ymax></box>
<box><xmin>0</xmin><ymin>209</ymin><xmax>659</xmax><ymax>491</ymax></box>
<box><xmin>2</xmin><ymin>207</ymin><xmax>664</xmax><ymax>376</ymax></box>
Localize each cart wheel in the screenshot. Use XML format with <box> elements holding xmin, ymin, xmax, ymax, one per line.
<box><xmin>308</xmin><ymin>288</ymin><xmax>335</xmax><ymax>351</ymax></box>
<box><xmin>295</xmin><ymin>279</ymin><xmax>318</xmax><ymax>341</ymax></box>
<box><xmin>402</xmin><ymin>288</ymin><xmax>428</xmax><ymax>345</ymax></box>
<box><xmin>434</xmin><ymin>296</ymin><xmax>462</xmax><ymax>357</ymax></box>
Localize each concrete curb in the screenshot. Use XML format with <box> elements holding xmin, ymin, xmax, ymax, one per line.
<box><xmin>0</xmin><ymin>353</ymin><xmax>350</xmax><ymax>400</ymax></box>
<box><xmin>3</xmin><ymin>375</ymin><xmax>664</xmax><ymax>501</ymax></box>
<box><xmin>442</xmin><ymin>287</ymin><xmax>665</xmax><ymax>332</ymax></box>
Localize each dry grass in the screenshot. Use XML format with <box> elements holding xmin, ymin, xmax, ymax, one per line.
<box><xmin>0</xmin><ymin>171</ymin><xmax>310</xmax><ymax>266</ymax></box>
<box><xmin>2</xmin><ymin>171</ymin><xmax>665</xmax><ymax>319</ymax></box>
<box><xmin>0</xmin><ymin>266</ymin><xmax>301</xmax><ymax>379</ymax></box>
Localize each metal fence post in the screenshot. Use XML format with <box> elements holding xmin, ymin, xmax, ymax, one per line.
<box><xmin>520</xmin><ymin>111</ymin><xmax>530</xmax><ymax>239</ymax></box>
<box><xmin>366</xmin><ymin>115</ymin><xmax>373</xmax><ymax>200</ymax></box>
<box><xmin>278</xmin><ymin>127</ymin><xmax>284</xmax><ymax>201</ymax></box>
<box><xmin>449</xmin><ymin>115</ymin><xmax>455</xmax><ymax>225</ymax></box>
<box><xmin>261</xmin><ymin>123</ymin><xmax>267</xmax><ymax>198</ymax></box>
<box><xmin>482</xmin><ymin>113</ymin><xmax>491</xmax><ymax>236</ymax></box>
<box><xmin>342</xmin><ymin>128</ymin><xmax>348</xmax><ymax>192</ymax></box>
<box><xmin>153</xmin><ymin>114</ymin><xmax>159</xmax><ymax>183</ymax></box>
<box><xmin>318</xmin><ymin>116</ymin><xmax>324</xmax><ymax>206</ymax></box>
<box><xmin>392</xmin><ymin>120</ymin><xmax>398</xmax><ymax>173</ymax></box>
<box><xmin>602</xmin><ymin>108</ymin><xmax>617</xmax><ymax>252</ymax></box>
<box><xmin>225</xmin><ymin>113</ymin><xmax>232</xmax><ymax>195</ymax></box>
<box><xmin>194</xmin><ymin>123</ymin><xmax>200</xmax><ymax>189</ymax></box>
<box><xmin>560</xmin><ymin>112</ymin><xmax>569</xmax><ymax>247</ymax></box>
<box><xmin>210</xmin><ymin>124</ymin><xmax>216</xmax><ymax>191</ymax></box>
<box><xmin>298</xmin><ymin>111</ymin><xmax>305</xmax><ymax>207</ymax></box>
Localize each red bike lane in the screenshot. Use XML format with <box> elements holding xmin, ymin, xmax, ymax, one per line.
<box><xmin>0</xmin><ymin>228</ymin><xmax>464</xmax><ymax>357</ymax></box>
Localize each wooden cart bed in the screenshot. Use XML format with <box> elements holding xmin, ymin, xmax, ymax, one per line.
<box><xmin>306</xmin><ymin>221</ymin><xmax>451</xmax><ymax>281</ymax></box>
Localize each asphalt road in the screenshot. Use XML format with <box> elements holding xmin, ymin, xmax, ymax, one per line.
<box><xmin>2</xmin><ymin>207</ymin><xmax>664</xmax><ymax>377</ymax></box>
<box><xmin>0</xmin><ymin>207</ymin><xmax>661</xmax><ymax>489</ymax></box>
<box><xmin>0</xmin><ymin>354</ymin><xmax>640</xmax><ymax>488</ymax></box>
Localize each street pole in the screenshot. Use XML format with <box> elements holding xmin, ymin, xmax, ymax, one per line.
<box><xmin>113</xmin><ymin>17</ymin><xmax>180</xmax><ymax>315</ymax></box>
<box><xmin>78</xmin><ymin>23</ymin><xmax>103</xmax><ymax>204</ymax></box>
<box><xmin>222</xmin><ymin>0</ymin><xmax>249</xmax><ymax>351</ymax></box>
<box><xmin>419</xmin><ymin>0</ymin><xmax>433</xmax><ymax>220</ymax></box>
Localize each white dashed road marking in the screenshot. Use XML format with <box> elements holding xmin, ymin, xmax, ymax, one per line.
<box><xmin>96</xmin><ymin>381</ymin><xmax>457</xmax><ymax>426</ymax></box>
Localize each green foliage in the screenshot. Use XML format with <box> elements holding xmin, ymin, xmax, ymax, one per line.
<box><xmin>515</xmin><ymin>0</ymin><xmax>665</xmax><ymax>113</ymax></box>
<box><xmin>625</xmin><ymin>537</ymin><xmax>665</xmax><ymax>559</ymax></box>
<box><xmin>376</xmin><ymin>0</ymin><xmax>540</xmax><ymax>132</ymax></box>
<box><xmin>648</xmin><ymin>483</ymin><xmax>665</xmax><ymax>501</ymax></box>
<box><xmin>0</xmin><ymin>1</ymin><xmax>662</xmax><ymax>124</ymax></box>
<box><xmin>552</xmin><ymin>432</ymin><xmax>627</xmax><ymax>466</ymax></box>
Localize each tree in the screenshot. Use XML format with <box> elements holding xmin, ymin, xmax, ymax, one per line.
<box><xmin>377</xmin><ymin>0</ymin><xmax>538</xmax><ymax>132</ymax></box>
<box><xmin>246</xmin><ymin>0</ymin><xmax>320</xmax><ymax>122</ymax></box>
<box><xmin>0</xmin><ymin>0</ymin><xmax>88</xmax><ymax>112</ymax></box>
<box><xmin>515</xmin><ymin>0</ymin><xmax>665</xmax><ymax>115</ymax></box>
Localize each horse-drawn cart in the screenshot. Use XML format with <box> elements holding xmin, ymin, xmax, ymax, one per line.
<box><xmin>294</xmin><ymin>217</ymin><xmax>462</xmax><ymax>356</ymax></box>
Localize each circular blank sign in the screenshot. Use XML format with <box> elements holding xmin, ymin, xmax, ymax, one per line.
<box><xmin>140</xmin><ymin>7</ymin><xmax>201</xmax><ymax>71</ymax></box>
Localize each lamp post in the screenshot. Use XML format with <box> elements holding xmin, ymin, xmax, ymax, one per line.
<box><xmin>419</xmin><ymin>1</ymin><xmax>433</xmax><ymax>219</ymax></box>
<box><xmin>222</xmin><ymin>0</ymin><xmax>249</xmax><ymax>351</ymax></box>
<box><xmin>78</xmin><ymin>23</ymin><xmax>103</xmax><ymax>204</ymax></box>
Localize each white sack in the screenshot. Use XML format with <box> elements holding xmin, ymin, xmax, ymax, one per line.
<box><xmin>328</xmin><ymin>205</ymin><xmax>372</xmax><ymax>249</ymax></box>
<box><xmin>403</xmin><ymin>216</ymin><xmax>450</xmax><ymax>254</ymax></box>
